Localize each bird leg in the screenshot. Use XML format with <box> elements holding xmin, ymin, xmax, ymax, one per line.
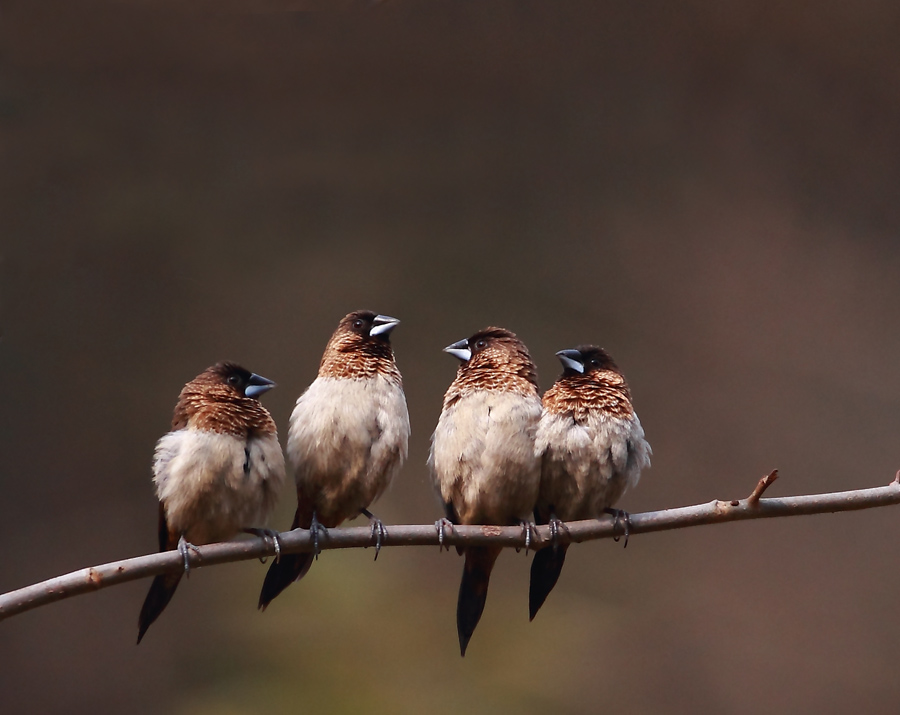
<box><xmin>434</xmin><ymin>517</ymin><xmax>456</xmax><ymax>551</ymax></box>
<box><xmin>604</xmin><ymin>508</ymin><xmax>631</xmax><ymax>548</ymax></box>
<box><xmin>360</xmin><ymin>508</ymin><xmax>387</xmax><ymax>561</ymax></box>
<box><xmin>177</xmin><ymin>535</ymin><xmax>202</xmax><ymax>576</ymax></box>
<box><xmin>244</xmin><ymin>528</ymin><xmax>282</xmax><ymax>564</ymax></box>
<box><xmin>309</xmin><ymin>511</ymin><xmax>328</xmax><ymax>559</ymax></box>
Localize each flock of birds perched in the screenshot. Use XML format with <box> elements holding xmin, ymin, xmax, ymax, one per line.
<box><xmin>136</xmin><ymin>310</ymin><xmax>652</xmax><ymax>656</ymax></box>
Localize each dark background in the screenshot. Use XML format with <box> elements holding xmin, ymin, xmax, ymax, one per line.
<box><xmin>3</xmin><ymin>1</ymin><xmax>900</xmax><ymax>713</ymax></box>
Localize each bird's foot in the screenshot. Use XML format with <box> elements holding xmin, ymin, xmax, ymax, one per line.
<box><xmin>604</xmin><ymin>508</ymin><xmax>631</xmax><ymax>547</ymax></box>
<box><xmin>434</xmin><ymin>517</ymin><xmax>455</xmax><ymax>551</ymax></box>
<box><xmin>548</xmin><ymin>513</ymin><xmax>569</xmax><ymax>551</ymax></box>
<box><xmin>517</xmin><ymin>521</ymin><xmax>538</xmax><ymax>554</ymax></box>
<box><xmin>310</xmin><ymin>512</ymin><xmax>328</xmax><ymax>559</ymax></box>
<box><xmin>361</xmin><ymin>508</ymin><xmax>387</xmax><ymax>561</ymax></box>
<box><xmin>244</xmin><ymin>528</ymin><xmax>282</xmax><ymax>564</ymax></box>
<box><xmin>177</xmin><ymin>535</ymin><xmax>202</xmax><ymax>576</ymax></box>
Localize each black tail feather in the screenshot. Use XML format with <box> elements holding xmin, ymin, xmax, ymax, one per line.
<box><xmin>457</xmin><ymin>546</ymin><xmax>501</xmax><ymax>657</ymax></box>
<box><xmin>528</xmin><ymin>544</ymin><xmax>568</xmax><ymax>621</ymax></box>
<box><xmin>258</xmin><ymin>552</ymin><xmax>315</xmax><ymax>611</ymax></box>
<box><xmin>137</xmin><ymin>571</ymin><xmax>183</xmax><ymax>644</ymax></box>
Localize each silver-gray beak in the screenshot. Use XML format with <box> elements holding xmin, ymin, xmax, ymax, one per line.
<box><xmin>556</xmin><ymin>349</ymin><xmax>585</xmax><ymax>374</ymax></box>
<box><xmin>444</xmin><ymin>338</ymin><xmax>472</xmax><ymax>362</ymax></box>
<box><xmin>244</xmin><ymin>373</ymin><xmax>276</xmax><ymax>398</ymax></box>
<box><xmin>369</xmin><ymin>314</ymin><xmax>400</xmax><ymax>337</ymax></box>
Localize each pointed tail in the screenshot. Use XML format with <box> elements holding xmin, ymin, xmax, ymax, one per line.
<box><xmin>258</xmin><ymin>506</ymin><xmax>315</xmax><ymax>611</ymax></box>
<box><xmin>528</xmin><ymin>543</ymin><xmax>568</xmax><ymax>620</ymax></box>
<box><xmin>258</xmin><ymin>551</ymin><xmax>315</xmax><ymax>610</ymax></box>
<box><xmin>457</xmin><ymin>546</ymin><xmax>501</xmax><ymax>657</ymax></box>
<box><xmin>137</xmin><ymin>570</ymin><xmax>183</xmax><ymax>644</ymax></box>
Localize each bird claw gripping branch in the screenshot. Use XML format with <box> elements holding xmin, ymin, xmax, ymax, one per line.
<box><xmin>244</xmin><ymin>528</ymin><xmax>283</xmax><ymax>564</ymax></box>
<box><xmin>517</xmin><ymin>521</ymin><xmax>538</xmax><ymax>554</ymax></box>
<box><xmin>177</xmin><ymin>535</ymin><xmax>203</xmax><ymax>576</ymax></box>
<box><xmin>604</xmin><ymin>508</ymin><xmax>632</xmax><ymax>548</ymax></box>
<box><xmin>435</xmin><ymin>518</ymin><xmax>455</xmax><ymax>551</ymax></box>
<box><xmin>309</xmin><ymin>511</ymin><xmax>328</xmax><ymax>559</ymax></box>
<box><xmin>547</xmin><ymin>514</ymin><xmax>569</xmax><ymax>550</ymax></box>
<box><xmin>362</xmin><ymin>508</ymin><xmax>387</xmax><ymax>560</ymax></box>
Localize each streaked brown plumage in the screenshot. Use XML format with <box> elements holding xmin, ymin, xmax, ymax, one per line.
<box><xmin>529</xmin><ymin>346</ymin><xmax>651</xmax><ymax>620</ymax></box>
<box><xmin>428</xmin><ymin>327</ymin><xmax>542</xmax><ymax>656</ymax></box>
<box><xmin>258</xmin><ymin>310</ymin><xmax>409</xmax><ymax>610</ymax></box>
<box><xmin>137</xmin><ymin>362</ymin><xmax>285</xmax><ymax>643</ymax></box>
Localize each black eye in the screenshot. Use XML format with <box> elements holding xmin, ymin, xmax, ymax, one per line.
<box><xmin>476</xmin><ymin>340</ymin><xmax>486</xmax><ymax>349</ymax></box>
<box><xmin>227</xmin><ymin>375</ymin><xmax>240</xmax><ymax>386</ymax></box>
<box><xmin>590</xmin><ymin>358</ymin><xmax>599</xmax><ymax>367</ymax></box>
<box><xmin>353</xmin><ymin>319</ymin><xmax>364</xmax><ymax>329</ymax></box>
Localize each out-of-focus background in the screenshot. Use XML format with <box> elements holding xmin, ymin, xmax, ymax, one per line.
<box><xmin>3</xmin><ymin>1</ymin><xmax>900</xmax><ymax>713</ymax></box>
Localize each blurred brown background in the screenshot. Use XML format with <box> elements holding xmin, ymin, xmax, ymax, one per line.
<box><xmin>3</xmin><ymin>1</ymin><xmax>900</xmax><ymax>713</ymax></box>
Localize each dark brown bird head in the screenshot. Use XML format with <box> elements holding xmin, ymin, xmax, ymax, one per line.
<box><xmin>318</xmin><ymin>310</ymin><xmax>402</xmax><ymax>381</ymax></box>
<box><xmin>545</xmin><ymin>346</ymin><xmax>633</xmax><ymax>420</ymax></box>
<box><xmin>442</xmin><ymin>327</ymin><xmax>538</xmax><ymax>404</ymax></box>
<box><xmin>555</xmin><ymin>346</ymin><xmax>620</xmax><ymax>377</ymax></box>
<box><xmin>172</xmin><ymin>362</ymin><xmax>278</xmax><ymax>435</ymax></box>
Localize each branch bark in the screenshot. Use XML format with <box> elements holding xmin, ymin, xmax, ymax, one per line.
<box><xmin>2</xmin><ymin>475</ymin><xmax>899</xmax><ymax>622</ymax></box>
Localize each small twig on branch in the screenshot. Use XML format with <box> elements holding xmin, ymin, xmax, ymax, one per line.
<box><xmin>747</xmin><ymin>470</ymin><xmax>779</xmax><ymax>505</ymax></box>
<box><xmin>1</xmin><ymin>475</ymin><xmax>899</xmax><ymax>622</ymax></box>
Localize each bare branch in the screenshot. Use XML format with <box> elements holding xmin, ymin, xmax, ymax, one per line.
<box><xmin>2</xmin><ymin>477</ymin><xmax>899</xmax><ymax>622</ymax></box>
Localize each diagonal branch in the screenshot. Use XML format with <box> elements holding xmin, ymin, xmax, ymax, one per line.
<box><xmin>2</xmin><ymin>475</ymin><xmax>899</xmax><ymax>622</ymax></box>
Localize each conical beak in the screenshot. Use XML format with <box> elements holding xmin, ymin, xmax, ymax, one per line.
<box><xmin>443</xmin><ymin>338</ymin><xmax>472</xmax><ymax>362</ymax></box>
<box><xmin>555</xmin><ymin>349</ymin><xmax>585</xmax><ymax>374</ymax></box>
<box><xmin>244</xmin><ymin>373</ymin><xmax>276</xmax><ymax>398</ymax></box>
<box><xmin>369</xmin><ymin>314</ymin><xmax>400</xmax><ymax>337</ymax></box>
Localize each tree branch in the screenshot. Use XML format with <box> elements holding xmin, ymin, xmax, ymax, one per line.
<box><xmin>746</xmin><ymin>469</ymin><xmax>779</xmax><ymax>504</ymax></box>
<box><xmin>2</xmin><ymin>474</ymin><xmax>899</xmax><ymax>622</ymax></box>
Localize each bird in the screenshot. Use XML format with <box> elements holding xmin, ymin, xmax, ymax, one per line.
<box><xmin>428</xmin><ymin>327</ymin><xmax>542</xmax><ymax>656</ymax></box>
<box><xmin>529</xmin><ymin>345</ymin><xmax>651</xmax><ymax>620</ymax></box>
<box><xmin>137</xmin><ymin>362</ymin><xmax>286</xmax><ymax>644</ymax></box>
<box><xmin>258</xmin><ymin>310</ymin><xmax>410</xmax><ymax>610</ymax></box>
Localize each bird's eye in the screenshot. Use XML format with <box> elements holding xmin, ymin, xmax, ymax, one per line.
<box><xmin>227</xmin><ymin>375</ymin><xmax>240</xmax><ymax>386</ymax></box>
<box><xmin>590</xmin><ymin>358</ymin><xmax>599</xmax><ymax>367</ymax></box>
<box><xmin>353</xmin><ymin>319</ymin><xmax>364</xmax><ymax>329</ymax></box>
<box><xmin>476</xmin><ymin>340</ymin><xmax>486</xmax><ymax>349</ymax></box>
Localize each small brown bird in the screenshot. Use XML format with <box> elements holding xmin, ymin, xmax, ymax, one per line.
<box><xmin>258</xmin><ymin>311</ymin><xmax>409</xmax><ymax>609</ymax></box>
<box><xmin>137</xmin><ymin>362</ymin><xmax>286</xmax><ymax>643</ymax></box>
<box><xmin>429</xmin><ymin>327</ymin><xmax>542</xmax><ymax>656</ymax></box>
<box><xmin>529</xmin><ymin>346</ymin><xmax>651</xmax><ymax>620</ymax></box>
